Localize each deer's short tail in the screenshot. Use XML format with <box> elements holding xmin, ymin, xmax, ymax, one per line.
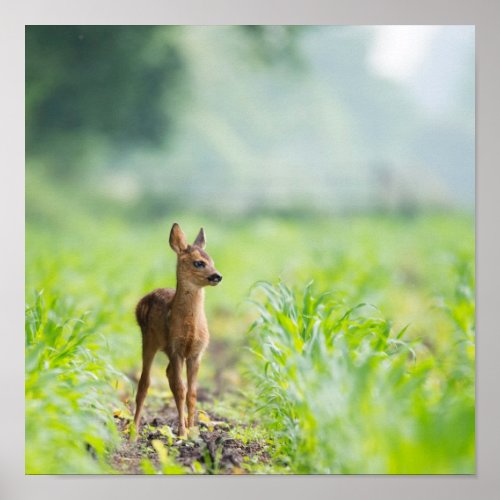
<box><xmin>135</xmin><ymin>294</ymin><xmax>153</xmax><ymax>334</ymax></box>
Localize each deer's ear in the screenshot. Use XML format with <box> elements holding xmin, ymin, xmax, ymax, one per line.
<box><xmin>169</xmin><ymin>223</ymin><xmax>188</xmax><ymax>254</ymax></box>
<box><xmin>193</xmin><ymin>228</ymin><xmax>206</xmax><ymax>249</ymax></box>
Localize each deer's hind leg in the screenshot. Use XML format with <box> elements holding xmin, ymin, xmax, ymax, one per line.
<box><xmin>133</xmin><ymin>337</ymin><xmax>158</xmax><ymax>435</ymax></box>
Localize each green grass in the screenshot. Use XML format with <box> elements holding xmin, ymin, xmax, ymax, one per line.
<box><xmin>25</xmin><ymin>210</ymin><xmax>474</xmax><ymax>474</ymax></box>
<box><xmin>25</xmin><ymin>290</ymin><xmax>128</xmax><ymax>473</ymax></box>
<box><xmin>248</xmin><ymin>277</ymin><xmax>474</xmax><ymax>474</ymax></box>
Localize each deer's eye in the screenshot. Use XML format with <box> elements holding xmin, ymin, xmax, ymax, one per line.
<box><xmin>193</xmin><ymin>260</ymin><xmax>206</xmax><ymax>269</ymax></box>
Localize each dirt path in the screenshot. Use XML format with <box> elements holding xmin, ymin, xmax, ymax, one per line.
<box><xmin>110</xmin><ymin>391</ymin><xmax>272</xmax><ymax>474</ymax></box>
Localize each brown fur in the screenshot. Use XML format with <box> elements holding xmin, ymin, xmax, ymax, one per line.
<box><xmin>132</xmin><ymin>223</ymin><xmax>222</xmax><ymax>438</ymax></box>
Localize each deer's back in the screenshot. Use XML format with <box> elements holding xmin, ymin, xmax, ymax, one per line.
<box><xmin>136</xmin><ymin>288</ymin><xmax>175</xmax><ymax>350</ymax></box>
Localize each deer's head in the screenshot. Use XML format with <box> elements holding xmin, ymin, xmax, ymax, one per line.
<box><xmin>169</xmin><ymin>223</ymin><xmax>222</xmax><ymax>288</ymax></box>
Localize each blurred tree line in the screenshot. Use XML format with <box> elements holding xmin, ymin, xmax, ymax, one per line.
<box><xmin>26</xmin><ymin>26</ymin><xmax>474</xmax><ymax>219</ymax></box>
<box><xmin>25</xmin><ymin>26</ymin><xmax>301</xmax><ymax>178</ymax></box>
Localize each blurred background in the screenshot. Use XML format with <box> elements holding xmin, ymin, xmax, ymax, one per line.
<box><xmin>26</xmin><ymin>25</ymin><xmax>474</xmax><ymax>220</ymax></box>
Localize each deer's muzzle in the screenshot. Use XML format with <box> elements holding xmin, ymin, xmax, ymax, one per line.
<box><xmin>208</xmin><ymin>273</ymin><xmax>223</xmax><ymax>284</ymax></box>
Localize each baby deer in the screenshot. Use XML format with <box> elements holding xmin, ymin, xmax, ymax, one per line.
<box><xmin>133</xmin><ymin>223</ymin><xmax>222</xmax><ymax>437</ymax></box>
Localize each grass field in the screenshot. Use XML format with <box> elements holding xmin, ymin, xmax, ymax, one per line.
<box><xmin>25</xmin><ymin>210</ymin><xmax>475</xmax><ymax>474</ymax></box>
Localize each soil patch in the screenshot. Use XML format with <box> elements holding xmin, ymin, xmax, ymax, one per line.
<box><xmin>110</xmin><ymin>398</ymin><xmax>271</xmax><ymax>474</ymax></box>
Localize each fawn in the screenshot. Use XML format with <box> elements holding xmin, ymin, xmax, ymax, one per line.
<box><xmin>133</xmin><ymin>223</ymin><xmax>222</xmax><ymax>438</ymax></box>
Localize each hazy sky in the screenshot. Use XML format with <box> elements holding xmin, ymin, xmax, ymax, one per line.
<box><xmin>370</xmin><ymin>26</ymin><xmax>440</xmax><ymax>81</ymax></box>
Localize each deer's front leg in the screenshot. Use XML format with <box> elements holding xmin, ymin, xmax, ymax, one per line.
<box><xmin>166</xmin><ymin>355</ymin><xmax>186</xmax><ymax>437</ymax></box>
<box><xmin>186</xmin><ymin>356</ymin><xmax>201</xmax><ymax>428</ymax></box>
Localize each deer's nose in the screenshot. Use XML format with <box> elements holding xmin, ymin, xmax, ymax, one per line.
<box><xmin>208</xmin><ymin>273</ymin><xmax>222</xmax><ymax>283</ymax></box>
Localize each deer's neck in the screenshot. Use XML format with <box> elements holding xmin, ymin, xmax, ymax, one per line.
<box><xmin>172</xmin><ymin>281</ymin><xmax>205</xmax><ymax>318</ymax></box>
